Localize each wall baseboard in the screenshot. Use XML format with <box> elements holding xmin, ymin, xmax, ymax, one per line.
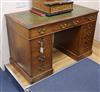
<box><xmin>1</xmin><ymin>59</ymin><xmax>10</xmax><ymax>70</ymax></box>
<box><xmin>0</xmin><ymin>67</ymin><xmax>2</xmax><ymax>72</ymax></box>
<box><xmin>94</xmin><ymin>39</ymin><xmax>100</xmax><ymax>43</ymax></box>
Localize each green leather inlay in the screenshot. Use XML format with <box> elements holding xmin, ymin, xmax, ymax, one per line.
<box><xmin>8</xmin><ymin>4</ymin><xmax>98</xmax><ymax>29</ymax></box>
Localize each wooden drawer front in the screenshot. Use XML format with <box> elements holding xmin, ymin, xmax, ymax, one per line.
<box><xmin>29</xmin><ymin>13</ymin><xmax>97</xmax><ymax>40</ymax></box>
<box><xmin>31</xmin><ymin>35</ymin><xmax>53</xmax><ymax>76</ymax></box>
<box><xmin>53</xmin><ymin>13</ymin><xmax>97</xmax><ymax>33</ymax></box>
<box><xmin>72</xmin><ymin>13</ymin><xmax>97</xmax><ymax>25</ymax></box>
<box><xmin>30</xmin><ymin>25</ymin><xmax>53</xmax><ymax>39</ymax></box>
<box><xmin>79</xmin><ymin>21</ymin><xmax>96</xmax><ymax>54</ymax></box>
<box><xmin>84</xmin><ymin>13</ymin><xmax>97</xmax><ymax>22</ymax></box>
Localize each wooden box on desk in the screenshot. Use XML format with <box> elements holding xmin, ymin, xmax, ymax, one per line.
<box><xmin>32</xmin><ymin>0</ymin><xmax>73</xmax><ymax>16</ymax></box>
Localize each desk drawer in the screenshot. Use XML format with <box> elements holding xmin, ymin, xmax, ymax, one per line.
<box><xmin>53</xmin><ymin>13</ymin><xmax>97</xmax><ymax>33</ymax></box>
<box><xmin>30</xmin><ymin>25</ymin><xmax>53</xmax><ymax>39</ymax></box>
<box><xmin>72</xmin><ymin>13</ymin><xmax>97</xmax><ymax>25</ymax></box>
<box><xmin>30</xmin><ymin>35</ymin><xmax>53</xmax><ymax>76</ymax></box>
<box><xmin>79</xmin><ymin>21</ymin><xmax>96</xmax><ymax>54</ymax></box>
<box><xmin>29</xmin><ymin>13</ymin><xmax>97</xmax><ymax>40</ymax></box>
<box><xmin>78</xmin><ymin>13</ymin><xmax>97</xmax><ymax>24</ymax></box>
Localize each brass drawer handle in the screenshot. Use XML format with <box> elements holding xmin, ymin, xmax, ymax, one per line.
<box><xmin>87</xmin><ymin>16</ymin><xmax>95</xmax><ymax>21</ymax></box>
<box><xmin>60</xmin><ymin>24</ymin><xmax>67</xmax><ymax>29</ymax></box>
<box><xmin>38</xmin><ymin>38</ymin><xmax>45</xmax><ymax>45</ymax></box>
<box><xmin>38</xmin><ymin>64</ymin><xmax>47</xmax><ymax>71</ymax></box>
<box><xmin>73</xmin><ymin>20</ymin><xmax>80</xmax><ymax>25</ymax></box>
<box><xmin>38</xmin><ymin>55</ymin><xmax>46</xmax><ymax>62</ymax></box>
<box><xmin>38</xmin><ymin>29</ymin><xmax>46</xmax><ymax>35</ymax></box>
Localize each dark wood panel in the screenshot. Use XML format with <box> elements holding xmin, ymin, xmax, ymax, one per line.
<box><xmin>6</xmin><ymin>17</ymin><xmax>32</xmax><ymax>76</ymax></box>
<box><xmin>31</xmin><ymin>35</ymin><xmax>53</xmax><ymax>77</ymax></box>
<box><xmin>54</xmin><ymin>21</ymin><xmax>97</xmax><ymax>60</ymax></box>
<box><xmin>79</xmin><ymin>21</ymin><xmax>96</xmax><ymax>54</ymax></box>
<box><xmin>54</xmin><ymin>26</ymin><xmax>81</xmax><ymax>55</ymax></box>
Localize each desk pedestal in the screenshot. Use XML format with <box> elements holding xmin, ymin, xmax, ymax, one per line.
<box><xmin>54</xmin><ymin>21</ymin><xmax>96</xmax><ymax>60</ymax></box>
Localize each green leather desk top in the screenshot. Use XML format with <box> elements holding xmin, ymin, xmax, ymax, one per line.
<box><xmin>6</xmin><ymin>4</ymin><xmax>98</xmax><ymax>29</ymax></box>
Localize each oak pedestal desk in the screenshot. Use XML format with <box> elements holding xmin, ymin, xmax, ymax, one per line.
<box><xmin>6</xmin><ymin>5</ymin><xmax>98</xmax><ymax>83</ymax></box>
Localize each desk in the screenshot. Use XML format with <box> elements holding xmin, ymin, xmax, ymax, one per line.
<box><xmin>6</xmin><ymin>5</ymin><xmax>98</xmax><ymax>83</ymax></box>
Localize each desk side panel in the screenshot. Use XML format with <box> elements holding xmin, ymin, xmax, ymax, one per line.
<box><xmin>6</xmin><ymin>16</ymin><xmax>32</xmax><ymax>77</ymax></box>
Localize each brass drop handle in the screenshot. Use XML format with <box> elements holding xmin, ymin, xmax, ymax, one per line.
<box><xmin>73</xmin><ymin>20</ymin><xmax>80</xmax><ymax>25</ymax></box>
<box><xmin>87</xmin><ymin>16</ymin><xmax>94</xmax><ymax>21</ymax></box>
<box><xmin>38</xmin><ymin>40</ymin><xmax>44</xmax><ymax>47</ymax></box>
<box><xmin>38</xmin><ymin>55</ymin><xmax>46</xmax><ymax>62</ymax></box>
<box><xmin>60</xmin><ymin>23</ymin><xmax>67</xmax><ymax>29</ymax></box>
<box><xmin>38</xmin><ymin>28</ymin><xmax>46</xmax><ymax>35</ymax></box>
<box><xmin>87</xmin><ymin>25</ymin><xmax>92</xmax><ymax>30</ymax></box>
<box><xmin>63</xmin><ymin>23</ymin><xmax>67</xmax><ymax>27</ymax></box>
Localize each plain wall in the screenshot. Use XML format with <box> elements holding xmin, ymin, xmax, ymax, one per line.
<box><xmin>1</xmin><ymin>1</ymin><xmax>31</xmax><ymax>69</ymax></box>
<box><xmin>0</xmin><ymin>0</ymin><xmax>100</xmax><ymax>69</ymax></box>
